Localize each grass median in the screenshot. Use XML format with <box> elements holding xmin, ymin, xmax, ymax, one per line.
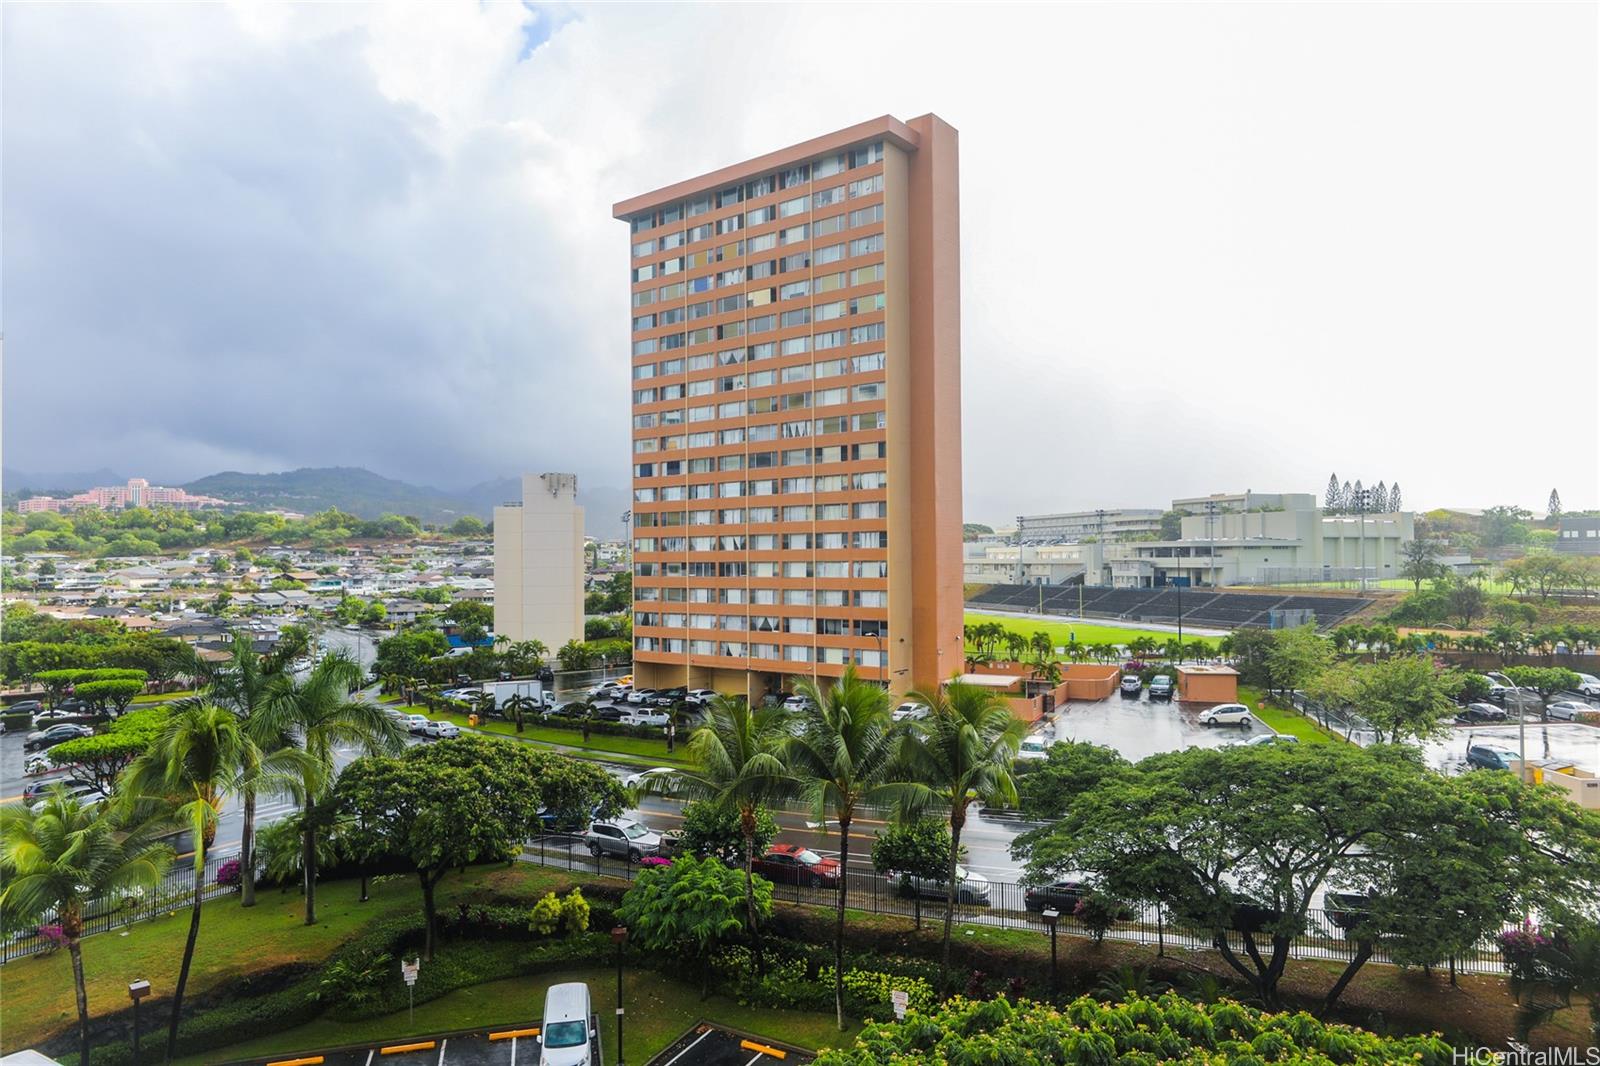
<box><xmin>395</xmin><ymin>706</ymin><xmax>695</xmax><ymax>768</ymax></box>
<box><xmin>1238</xmin><ymin>685</ymin><xmax>1342</xmax><ymax>744</ymax></box>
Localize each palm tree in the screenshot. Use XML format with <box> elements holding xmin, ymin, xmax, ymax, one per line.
<box><xmin>648</xmin><ymin>695</ymin><xmax>789</xmax><ymax>972</ymax></box>
<box><xmin>787</xmin><ymin>667</ymin><xmax>911</xmax><ymax>1029</ymax></box>
<box><xmin>0</xmin><ymin>796</ymin><xmax>173</xmax><ymax>1066</ymax></box>
<box><xmin>182</xmin><ymin>631</ymin><xmax>280</xmax><ymax>908</ymax></box>
<box><xmin>503</xmin><ymin>692</ymin><xmax>535</xmax><ymax>733</ymax></box>
<box><xmin>259</xmin><ymin>653</ymin><xmax>403</xmax><ymax>926</ymax></box>
<box><xmin>896</xmin><ymin>680</ymin><xmax>1026</xmax><ymax>993</ymax></box>
<box><xmin>1002</xmin><ymin>631</ymin><xmax>1027</xmax><ymax>663</ymax></box>
<box><xmin>120</xmin><ymin>703</ymin><xmax>309</xmax><ymax>1065</ymax></box>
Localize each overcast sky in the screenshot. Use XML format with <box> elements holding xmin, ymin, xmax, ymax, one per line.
<box><xmin>4</xmin><ymin>2</ymin><xmax>1596</xmax><ymax>522</ymax></box>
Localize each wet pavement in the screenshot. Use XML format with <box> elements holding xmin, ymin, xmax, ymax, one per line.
<box><xmin>1032</xmin><ymin>692</ymin><xmax>1272</xmax><ymax>759</ymax></box>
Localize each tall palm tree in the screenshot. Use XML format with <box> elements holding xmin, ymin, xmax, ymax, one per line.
<box><xmin>180</xmin><ymin>631</ymin><xmax>281</xmax><ymax>908</ymax></box>
<box><xmin>260</xmin><ymin>653</ymin><xmax>403</xmax><ymax>925</ymax></box>
<box><xmin>896</xmin><ymin>680</ymin><xmax>1026</xmax><ymax>993</ymax></box>
<box><xmin>648</xmin><ymin>695</ymin><xmax>789</xmax><ymax>970</ymax></box>
<box><xmin>503</xmin><ymin>691</ymin><xmax>535</xmax><ymax>732</ymax></box>
<box><xmin>787</xmin><ymin>667</ymin><xmax>911</xmax><ymax>1029</ymax></box>
<box><xmin>120</xmin><ymin>703</ymin><xmax>309</xmax><ymax>1065</ymax></box>
<box><xmin>0</xmin><ymin>796</ymin><xmax>173</xmax><ymax>1066</ymax></box>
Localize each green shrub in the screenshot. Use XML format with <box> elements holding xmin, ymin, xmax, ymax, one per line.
<box><xmin>561</xmin><ymin>887</ymin><xmax>590</xmax><ymax>935</ymax></box>
<box><xmin>529</xmin><ymin>891</ymin><xmax>563</xmax><ymax>935</ymax></box>
<box><xmin>814</xmin><ymin>994</ymin><xmax>1456</xmax><ymax>1064</ymax></box>
<box><xmin>310</xmin><ymin>946</ymin><xmax>394</xmax><ymax>1010</ymax></box>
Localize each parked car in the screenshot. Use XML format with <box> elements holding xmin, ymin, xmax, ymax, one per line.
<box><xmin>1544</xmin><ymin>701</ymin><xmax>1592</xmax><ymax>722</ymax></box>
<box><xmin>1024</xmin><ymin>879</ymin><xmax>1087</xmax><ymax>914</ymax></box>
<box><xmin>537</xmin><ymin>806</ymin><xmax>589</xmax><ymax>834</ymax></box>
<box><xmin>424</xmin><ymin>720</ymin><xmax>460</xmax><ymax>739</ymax></box>
<box><xmin>1574</xmin><ymin>673</ymin><xmax>1600</xmax><ymax>700</ymax></box>
<box><xmin>591</xmin><ymin>705</ymin><xmax>628</xmax><ymax>723</ymax></box>
<box><xmin>685</xmin><ymin>689</ymin><xmax>718</xmax><ymax>707</ymax></box>
<box><xmin>8</xmin><ymin>700</ymin><xmax>44</xmax><ymax>716</ymax></box>
<box><xmin>23</xmin><ymin>776</ymin><xmax>96</xmax><ymax>804</ymax></box>
<box><xmin>30</xmin><ymin>708</ymin><xmax>87</xmax><ymax>727</ymax></box>
<box><xmin>24</xmin><ymin>724</ymin><xmax>93</xmax><ymax>751</ymax></box>
<box><xmin>1237</xmin><ymin>732</ymin><xmax>1298</xmax><ymax>747</ymax></box>
<box><xmin>29</xmin><ymin>781</ymin><xmax>107</xmax><ymax>814</ymax></box>
<box><xmin>584</xmin><ymin>819</ymin><xmax>662</xmax><ymax>863</ymax></box>
<box><xmin>1466</xmin><ymin>745</ymin><xmax>1521</xmax><ymax>771</ymax></box>
<box><xmin>782</xmin><ymin>694</ymin><xmax>812</xmax><ymax>713</ymax></box>
<box><xmin>537</xmin><ymin>981</ymin><xmax>595</xmax><ymax>1066</ymax></box>
<box><xmin>894</xmin><ymin>865</ymin><xmax>991</xmax><ymax>905</ymax></box>
<box><xmin>626</xmin><ymin>689</ymin><xmax>658</xmax><ymax>705</ymax></box>
<box><xmin>619</xmin><ymin>710</ymin><xmax>670</xmax><ymax>728</ymax></box>
<box><xmin>23</xmin><ymin>753</ymin><xmax>59</xmax><ymax>776</ymax></box>
<box><xmin>1017</xmin><ymin>736</ymin><xmax>1050</xmax><ymax>760</ymax></box>
<box><xmin>1197</xmin><ymin>704</ymin><xmax>1253</xmax><ymax>727</ymax></box>
<box><xmin>622</xmin><ymin>767</ymin><xmax>676</xmax><ymax>790</ymax></box>
<box><xmin>54</xmin><ymin>698</ymin><xmax>92</xmax><ymax>714</ymax></box>
<box><xmin>586</xmin><ymin>681</ymin><xmax>618</xmax><ymax>698</ymax></box>
<box><xmin>1147</xmin><ymin>675</ymin><xmax>1175</xmax><ymax>701</ymax></box>
<box><xmin>400</xmin><ymin>714</ymin><xmax>430</xmax><ymax>734</ymax></box>
<box><xmin>655</xmin><ymin>687</ymin><xmax>688</xmax><ymax>704</ymax></box>
<box><xmin>892</xmin><ymin>701</ymin><xmax>928</xmax><ymax>722</ymax></box>
<box><xmin>1119</xmin><ymin>676</ymin><xmax>1143</xmax><ymax>698</ymax></box>
<box><xmin>1324</xmin><ymin>891</ymin><xmax>1375</xmax><ymax>933</ymax></box>
<box><xmin>752</xmin><ymin>844</ymin><xmax>841</xmax><ymax>887</ymax></box>
<box><xmin>1455</xmin><ymin>703</ymin><xmax>1508</xmax><ymax>724</ymax></box>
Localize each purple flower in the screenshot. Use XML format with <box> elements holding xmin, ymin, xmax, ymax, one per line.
<box><xmin>216</xmin><ymin>858</ymin><xmax>242</xmax><ymax>887</ymax></box>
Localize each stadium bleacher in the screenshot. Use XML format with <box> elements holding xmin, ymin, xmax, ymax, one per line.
<box><xmin>966</xmin><ymin>584</ymin><xmax>1370</xmax><ymax>630</ymax></box>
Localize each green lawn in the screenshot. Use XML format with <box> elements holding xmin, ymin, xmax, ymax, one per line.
<box><xmin>131</xmin><ymin>688</ymin><xmax>197</xmax><ymax>704</ymax></box>
<box><xmin>964</xmin><ymin>611</ymin><xmax>1224</xmax><ymax>652</ymax></box>
<box><xmin>1</xmin><ymin>865</ymin><xmax>587</xmax><ymax>1053</ymax></box>
<box><xmin>1237</xmin><ymin>685</ymin><xmax>1343</xmax><ymax>744</ymax></box>
<box><xmin>426</xmin><ymin>708</ymin><xmax>694</xmax><ymax>768</ymax></box>
<box><xmin>179</xmin><ymin>967</ymin><xmax>858</xmax><ymax>1065</ymax></box>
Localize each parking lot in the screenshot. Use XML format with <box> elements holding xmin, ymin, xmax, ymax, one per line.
<box><xmin>647</xmin><ymin>1023</ymin><xmax>814</xmax><ymax>1066</ymax></box>
<box><xmin>1425</xmin><ymin>720</ymin><xmax>1600</xmax><ymax>775</ymax></box>
<box><xmin>213</xmin><ymin>1019</ymin><xmax>810</xmax><ymax>1066</ymax></box>
<box><xmin>1030</xmin><ymin>691</ymin><xmax>1272</xmax><ymax>760</ymax></box>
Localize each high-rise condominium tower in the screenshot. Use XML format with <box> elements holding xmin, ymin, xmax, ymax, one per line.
<box><xmin>614</xmin><ymin>114</ymin><xmax>962</xmax><ymax>700</ymax></box>
<box><xmin>493</xmin><ymin>473</ymin><xmax>584</xmax><ymax>651</ymax></box>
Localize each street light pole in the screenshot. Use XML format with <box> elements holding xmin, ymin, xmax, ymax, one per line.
<box><xmin>612</xmin><ymin>925</ymin><xmax>628</xmax><ymax>1066</ymax></box>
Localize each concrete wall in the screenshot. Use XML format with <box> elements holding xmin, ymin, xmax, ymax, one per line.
<box><xmin>493</xmin><ymin>473</ymin><xmax>583</xmax><ymax>650</ymax></box>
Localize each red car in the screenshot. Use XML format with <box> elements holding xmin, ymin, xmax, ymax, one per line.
<box><xmin>752</xmin><ymin>844</ymin><xmax>841</xmax><ymax>887</ymax></box>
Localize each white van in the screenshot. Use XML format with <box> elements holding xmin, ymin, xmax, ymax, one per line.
<box><xmin>538</xmin><ymin>981</ymin><xmax>595</xmax><ymax>1065</ymax></box>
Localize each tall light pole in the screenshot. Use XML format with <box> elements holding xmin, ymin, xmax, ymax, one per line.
<box><xmin>1354</xmin><ymin>489</ymin><xmax>1372</xmax><ymax>591</ymax></box>
<box><xmin>612</xmin><ymin>925</ymin><xmax>628</xmax><ymax>1066</ymax></box>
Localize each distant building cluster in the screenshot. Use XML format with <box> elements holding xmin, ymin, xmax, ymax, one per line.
<box><xmin>972</xmin><ymin>491</ymin><xmax>1415</xmax><ymax>588</ymax></box>
<box><xmin>15</xmin><ymin>478</ymin><xmax>230</xmax><ymax>513</ymax></box>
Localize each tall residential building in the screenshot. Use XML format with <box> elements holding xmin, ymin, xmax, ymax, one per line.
<box><xmin>614</xmin><ymin>114</ymin><xmax>963</xmax><ymax>700</ymax></box>
<box><xmin>493</xmin><ymin>473</ymin><xmax>584</xmax><ymax>651</ymax></box>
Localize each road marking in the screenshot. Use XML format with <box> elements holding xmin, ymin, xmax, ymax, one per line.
<box><xmin>436</xmin><ymin>1039</ymin><xmax>447</xmax><ymax>1065</ymax></box>
<box><xmin>379</xmin><ymin>1041</ymin><xmax>435</xmax><ymax>1055</ymax></box>
<box><xmin>660</xmin><ymin>1029</ymin><xmax>715</xmax><ymax>1066</ymax></box>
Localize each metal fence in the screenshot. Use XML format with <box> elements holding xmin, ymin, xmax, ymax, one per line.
<box><xmin>5</xmin><ymin>832</ymin><xmax>1508</xmax><ymax>976</ymax></box>
<box><xmin>519</xmin><ymin>832</ymin><xmax>1508</xmax><ymax>976</ymax></box>
<box><xmin>1</xmin><ymin>853</ymin><xmax>240</xmax><ymax>963</ymax></box>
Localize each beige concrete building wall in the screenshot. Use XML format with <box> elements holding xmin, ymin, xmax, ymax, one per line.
<box><xmin>493</xmin><ymin>473</ymin><xmax>584</xmax><ymax>649</ymax></box>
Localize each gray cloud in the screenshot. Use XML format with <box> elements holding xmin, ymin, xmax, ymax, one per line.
<box><xmin>4</xmin><ymin>3</ymin><xmax>1596</xmax><ymax>517</ymax></box>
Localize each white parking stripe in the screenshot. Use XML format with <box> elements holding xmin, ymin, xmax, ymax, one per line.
<box><xmin>744</xmin><ymin>1054</ymin><xmax>765</xmax><ymax>1066</ymax></box>
<box><xmin>661</xmin><ymin>1029</ymin><xmax>714</xmax><ymax>1066</ymax></box>
<box><xmin>437</xmin><ymin>1038</ymin><xmax>447</xmax><ymax>1065</ymax></box>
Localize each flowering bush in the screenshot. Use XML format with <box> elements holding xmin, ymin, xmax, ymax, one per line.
<box><xmin>215</xmin><ymin>858</ymin><xmax>242</xmax><ymax>888</ymax></box>
<box><xmin>37</xmin><ymin>924</ymin><xmax>68</xmax><ymax>954</ymax></box>
<box><xmin>639</xmin><ymin>856</ymin><xmax>672</xmax><ymax>867</ymax></box>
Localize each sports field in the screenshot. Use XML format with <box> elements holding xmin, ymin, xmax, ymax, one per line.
<box><xmin>963</xmin><ymin>610</ymin><xmax>1224</xmax><ymax>651</ymax></box>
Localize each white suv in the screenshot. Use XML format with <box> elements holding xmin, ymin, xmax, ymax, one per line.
<box><xmin>892</xmin><ymin>701</ymin><xmax>928</xmax><ymax>722</ymax></box>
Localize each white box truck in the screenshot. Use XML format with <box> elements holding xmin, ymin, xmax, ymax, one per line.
<box><xmin>477</xmin><ymin>678</ymin><xmax>556</xmax><ymax>711</ymax></box>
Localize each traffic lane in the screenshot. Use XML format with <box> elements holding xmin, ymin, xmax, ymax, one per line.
<box><xmin>1424</xmin><ymin>720</ymin><xmax>1600</xmax><ymax>775</ymax></box>
<box><xmin>1034</xmin><ymin>694</ymin><xmax>1271</xmax><ymax>761</ymax></box>
<box><xmin>629</xmin><ymin>795</ymin><xmax>1027</xmax><ymax>879</ymax></box>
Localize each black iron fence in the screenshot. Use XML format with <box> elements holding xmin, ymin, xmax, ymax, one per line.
<box><xmin>520</xmin><ymin>830</ymin><xmax>1508</xmax><ymax>976</ymax></box>
<box><xmin>1</xmin><ymin>853</ymin><xmax>240</xmax><ymax>963</ymax></box>
<box><xmin>5</xmin><ymin>833</ymin><xmax>1509</xmax><ymax>978</ymax></box>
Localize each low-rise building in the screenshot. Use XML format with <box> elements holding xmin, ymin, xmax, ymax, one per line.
<box><xmin>1014</xmin><ymin>509</ymin><xmax>1163</xmax><ymax>544</ymax></box>
<box><xmin>963</xmin><ymin>542</ymin><xmax>1103</xmax><ymax>586</ymax></box>
<box><xmin>1556</xmin><ymin>516</ymin><xmax>1600</xmax><ymax>555</ymax></box>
